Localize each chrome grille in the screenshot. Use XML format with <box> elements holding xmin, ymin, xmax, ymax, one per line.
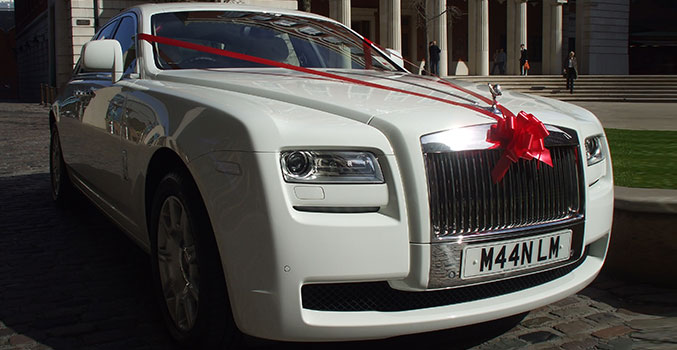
<box><xmin>424</xmin><ymin>136</ymin><xmax>581</xmax><ymax>239</ymax></box>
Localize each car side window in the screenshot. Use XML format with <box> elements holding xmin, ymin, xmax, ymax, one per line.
<box><xmin>96</xmin><ymin>20</ymin><xmax>119</xmax><ymax>40</ymax></box>
<box><xmin>114</xmin><ymin>16</ymin><xmax>138</xmax><ymax>76</ymax></box>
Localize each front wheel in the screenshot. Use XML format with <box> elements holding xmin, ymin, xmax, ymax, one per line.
<box><xmin>50</xmin><ymin>126</ymin><xmax>74</xmax><ymax>205</ymax></box>
<box><xmin>149</xmin><ymin>170</ymin><xmax>239</xmax><ymax>349</ymax></box>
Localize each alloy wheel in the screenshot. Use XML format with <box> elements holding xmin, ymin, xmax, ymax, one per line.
<box><xmin>157</xmin><ymin>195</ymin><xmax>200</xmax><ymax>331</ymax></box>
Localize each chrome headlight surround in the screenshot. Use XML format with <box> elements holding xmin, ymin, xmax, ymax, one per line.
<box><xmin>280</xmin><ymin>151</ymin><xmax>384</xmax><ymax>184</ymax></box>
<box><xmin>584</xmin><ymin>135</ymin><xmax>605</xmax><ymax>166</ymax></box>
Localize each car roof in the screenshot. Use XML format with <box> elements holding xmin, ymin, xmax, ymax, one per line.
<box><xmin>131</xmin><ymin>2</ymin><xmax>333</xmax><ymax>22</ymax></box>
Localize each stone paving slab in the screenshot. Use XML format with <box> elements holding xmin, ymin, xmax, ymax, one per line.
<box><xmin>1</xmin><ymin>103</ymin><xmax>676</xmax><ymax>349</ymax></box>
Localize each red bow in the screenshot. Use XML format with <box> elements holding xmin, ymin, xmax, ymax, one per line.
<box><xmin>486</xmin><ymin>111</ymin><xmax>553</xmax><ymax>183</ymax></box>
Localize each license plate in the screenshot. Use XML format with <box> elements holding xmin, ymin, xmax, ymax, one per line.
<box><xmin>461</xmin><ymin>230</ymin><xmax>572</xmax><ymax>280</ymax></box>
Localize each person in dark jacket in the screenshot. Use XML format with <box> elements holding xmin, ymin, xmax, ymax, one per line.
<box><xmin>429</xmin><ymin>41</ymin><xmax>441</xmax><ymax>75</ymax></box>
<box><xmin>564</xmin><ymin>51</ymin><xmax>578</xmax><ymax>93</ymax></box>
<box><xmin>519</xmin><ymin>44</ymin><xmax>528</xmax><ymax>75</ymax></box>
<box><xmin>520</xmin><ymin>44</ymin><xmax>529</xmax><ymax>75</ymax></box>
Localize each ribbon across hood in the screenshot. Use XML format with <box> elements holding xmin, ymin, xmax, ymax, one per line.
<box><xmin>138</xmin><ymin>33</ymin><xmax>553</xmax><ymax>183</ymax></box>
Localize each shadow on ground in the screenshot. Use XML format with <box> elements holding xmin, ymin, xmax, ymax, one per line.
<box><xmin>0</xmin><ymin>173</ymin><xmax>528</xmax><ymax>350</ymax></box>
<box><xmin>0</xmin><ymin>173</ymin><xmax>176</xmax><ymax>350</ymax></box>
<box><xmin>261</xmin><ymin>313</ymin><xmax>526</xmax><ymax>350</ymax></box>
<box><xmin>581</xmin><ymin>273</ymin><xmax>677</xmax><ymax>319</ymax></box>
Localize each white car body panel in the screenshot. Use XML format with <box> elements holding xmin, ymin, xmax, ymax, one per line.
<box><xmin>53</xmin><ymin>2</ymin><xmax>614</xmax><ymax>342</ymax></box>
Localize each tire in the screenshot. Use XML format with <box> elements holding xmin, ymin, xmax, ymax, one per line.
<box><xmin>149</xmin><ymin>170</ymin><xmax>240</xmax><ymax>349</ymax></box>
<box><xmin>50</xmin><ymin>126</ymin><xmax>75</xmax><ymax>205</ymax></box>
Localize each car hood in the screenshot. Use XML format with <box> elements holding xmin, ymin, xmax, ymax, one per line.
<box><xmin>152</xmin><ymin>68</ymin><xmax>602</xmax><ymax>136</ymax></box>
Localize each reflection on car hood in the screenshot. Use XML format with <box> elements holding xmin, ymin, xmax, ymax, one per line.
<box><xmin>153</xmin><ymin>68</ymin><xmax>598</xmax><ymax>129</ymax></box>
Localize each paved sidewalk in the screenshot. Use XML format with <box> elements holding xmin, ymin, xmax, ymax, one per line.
<box><xmin>1</xmin><ymin>103</ymin><xmax>675</xmax><ymax>350</ymax></box>
<box><xmin>615</xmin><ymin>186</ymin><xmax>677</xmax><ymax>214</ymax></box>
<box><xmin>570</xmin><ymin>102</ymin><xmax>677</xmax><ymax>131</ymax></box>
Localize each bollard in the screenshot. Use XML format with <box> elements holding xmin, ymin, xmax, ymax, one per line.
<box><xmin>47</xmin><ymin>86</ymin><xmax>55</xmax><ymax>105</ymax></box>
<box><xmin>40</xmin><ymin>83</ymin><xmax>46</xmax><ymax>105</ymax></box>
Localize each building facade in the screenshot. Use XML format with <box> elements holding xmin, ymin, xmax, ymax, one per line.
<box><xmin>310</xmin><ymin>0</ymin><xmax>630</xmax><ymax>76</ymax></box>
<box><xmin>0</xmin><ymin>6</ymin><xmax>17</xmax><ymax>101</ymax></box>
<box><xmin>12</xmin><ymin>0</ymin><xmax>674</xmax><ymax>101</ymax></box>
<box><xmin>15</xmin><ymin>0</ymin><xmax>49</xmax><ymax>102</ymax></box>
<box><xmin>15</xmin><ymin>0</ymin><xmax>296</xmax><ymax>101</ymax></box>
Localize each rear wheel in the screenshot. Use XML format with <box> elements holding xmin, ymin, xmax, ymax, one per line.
<box><xmin>149</xmin><ymin>170</ymin><xmax>239</xmax><ymax>349</ymax></box>
<box><xmin>50</xmin><ymin>126</ymin><xmax>74</xmax><ymax>204</ymax></box>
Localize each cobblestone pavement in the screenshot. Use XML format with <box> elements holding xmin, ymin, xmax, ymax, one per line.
<box><xmin>1</xmin><ymin>103</ymin><xmax>676</xmax><ymax>350</ymax></box>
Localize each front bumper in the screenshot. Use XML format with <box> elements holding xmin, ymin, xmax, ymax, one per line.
<box><xmin>298</xmin><ymin>240</ymin><xmax>607</xmax><ymax>341</ymax></box>
<box><xmin>189</xmin><ymin>148</ymin><xmax>613</xmax><ymax>341</ymax></box>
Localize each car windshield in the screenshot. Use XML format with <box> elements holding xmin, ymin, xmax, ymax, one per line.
<box><xmin>150</xmin><ymin>11</ymin><xmax>399</xmax><ymax>71</ymax></box>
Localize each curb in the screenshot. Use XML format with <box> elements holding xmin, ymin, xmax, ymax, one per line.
<box><xmin>614</xmin><ymin>186</ymin><xmax>677</xmax><ymax>214</ymax></box>
<box><xmin>607</xmin><ymin>186</ymin><xmax>677</xmax><ymax>288</ymax></box>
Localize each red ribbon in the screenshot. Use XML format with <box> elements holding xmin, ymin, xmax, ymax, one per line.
<box><xmin>138</xmin><ymin>33</ymin><xmax>553</xmax><ymax>183</ymax></box>
<box><xmin>137</xmin><ymin>34</ymin><xmax>500</xmax><ymax>118</ymax></box>
<box><xmin>486</xmin><ymin>111</ymin><xmax>553</xmax><ymax>183</ymax></box>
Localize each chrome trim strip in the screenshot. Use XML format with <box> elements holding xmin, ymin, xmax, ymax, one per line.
<box><xmin>421</xmin><ymin>124</ymin><xmax>577</xmax><ymax>153</ymax></box>
<box><xmin>293</xmin><ymin>206</ymin><xmax>380</xmax><ymax>213</ymax></box>
<box><xmin>433</xmin><ymin>215</ymin><xmax>583</xmax><ymax>243</ymax></box>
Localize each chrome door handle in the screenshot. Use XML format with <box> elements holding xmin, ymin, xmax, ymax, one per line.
<box><xmin>74</xmin><ymin>89</ymin><xmax>94</xmax><ymax>97</ymax></box>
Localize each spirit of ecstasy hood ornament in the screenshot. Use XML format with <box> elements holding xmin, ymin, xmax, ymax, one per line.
<box><xmin>488</xmin><ymin>83</ymin><xmax>502</xmax><ymax>114</ymax></box>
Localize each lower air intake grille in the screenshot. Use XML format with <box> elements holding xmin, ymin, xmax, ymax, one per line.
<box><xmin>302</xmin><ymin>251</ymin><xmax>587</xmax><ymax>312</ymax></box>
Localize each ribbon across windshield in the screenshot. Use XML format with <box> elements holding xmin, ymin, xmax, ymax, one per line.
<box><xmin>141</xmin><ymin>10</ymin><xmax>553</xmax><ymax>183</ymax></box>
<box><xmin>148</xmin><ymin>11</ymin><xmax>397</xmax><ymax>71</ymax></box>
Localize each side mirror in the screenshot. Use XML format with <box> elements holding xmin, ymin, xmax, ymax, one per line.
<box><xmin>81</xmin><ymin>39</ymin><xmax>123</xmax><ymax>83</ymax></box>
<box><xmin>385</xmin><ymin>48</ymin><xmax>404</xmax><ymax>69</ymax></box>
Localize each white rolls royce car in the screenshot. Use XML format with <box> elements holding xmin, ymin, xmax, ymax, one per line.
<box><xmin>50</xmin><ymin>2</ymin><xmax>613</xmax><ymax>348</ymax></box>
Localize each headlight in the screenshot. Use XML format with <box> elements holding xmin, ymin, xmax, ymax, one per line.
<box><xmin>584</xmin><ymin>135</ymin><xmax>605</xmax><ymax>166</ymax></box>
<box><xmin>280</xmin><ymin>151</ymin><xmax>384</xmax><ymax>184</ymax></box>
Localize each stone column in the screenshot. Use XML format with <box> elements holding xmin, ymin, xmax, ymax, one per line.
<box><xmin>379</xmin><ymin>0</ymin><xmax>401</xmax><ymax>52</ymax></box>
<box><xmin>447</xmin><ymin>13</ymin><xmax>454</xmax><ymax>75</ymax></box>
<box><xmin>467</xmin><ymin>0</ymin><xmax>488</xmax><ymax>75</ymax></box>
<box><xmin>329</xmin><ymin>0</ymin><xmax>351</xmax><ymax>27</ymax></box>
<box><xmin>477</xmin><ymin>0</ymin><xmax>489</xmax><ymax>76</ymax></box>
<box><xmin>509</xmin><ymin>0</ymin><xmax>527</xmax><ymax>75</ymax></box>
<box><xmin>542</xmin><ymin>0</ymin><xmax>552</xmax><ymax>74</ymax></box>
<box><xmin>427</xmin><ymin>0</ymin><xmax>448</xmax><ymax>76</ymax></box>
<box><xmin>468</xmin><ymin>0</ymin><xmax>476</xmax><ymax>74</ymax></box>
<box><xmin>542</xmin><ymin>0</ymin><xmax>564</xmax><ymax>75</ymax></box>
<box><xmin>507</xmin><ymin>0</ymin><xmax>516</xmax><ymax>75</ymax></box>
<box><xmin>550</xmin><ymin>0</ymin><xmax>564</xmax><ymax>74</ymax></box>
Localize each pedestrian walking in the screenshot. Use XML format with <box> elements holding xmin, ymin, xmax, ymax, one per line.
<box><xmin>519</xmin><ymin>44</ymin><xmax>528</xmax><ymax>75</ymax></box>
<box><xmin>497</xmin><ymin>48</ymin><xmax>507</xmax><ymax>75</ymax></box>
<box><xmin>564</xmin><ymin>51</ymin><xmax>578</xmax><ymax>93</ymax></box>
<box><xmin>491</xmin><ymin>49</ymin><xmax>499</xmax><ymax>75</ymax></box>
<box><xmin>429</xmin><ymin>41</ymin><xmax>441</xmax><ymax>76</ymax></box>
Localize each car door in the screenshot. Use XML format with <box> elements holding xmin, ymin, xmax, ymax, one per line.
<box><xmin>101</xmin><ymin>14</ymin><xmax>146</xmax><ymax>226</ymax></box>
<box><xmin>58</xmin><ymin>19</ymin><xmax>119</xmax><ymax>168</ymax></box>
<box><xmin>61</xmin><ymin>14</ymin><xmax>139</xmax><ymax>224</ymax></box>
